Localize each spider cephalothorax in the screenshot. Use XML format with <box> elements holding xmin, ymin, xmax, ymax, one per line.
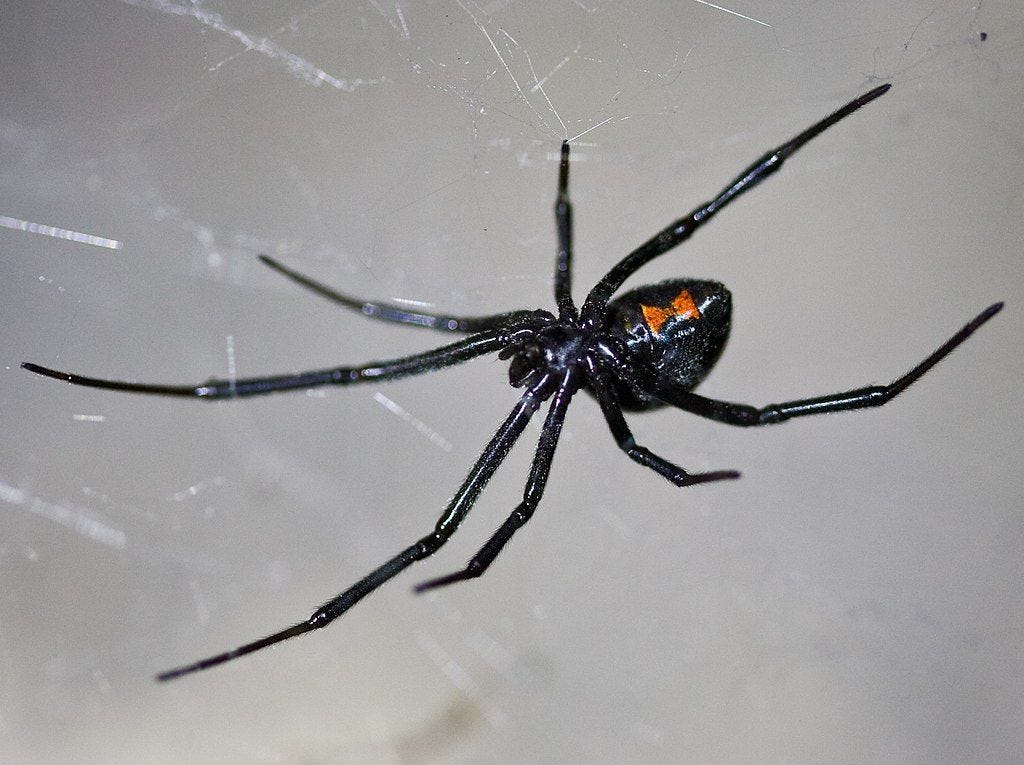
<box><xmin>23</xmin><ymin>83</ymin><xmax>1002</xmax><ymax>681</ymax></box>
<box><xmin>501</xmin><ymin>319</ymin><xmax>589</xmax><ymax>388</ymax></box>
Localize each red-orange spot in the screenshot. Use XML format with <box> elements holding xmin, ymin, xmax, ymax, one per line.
<box><xmin>640</xmin><ymin>289</ymin><xmax>701</xmax><ymax>334</ymax></box>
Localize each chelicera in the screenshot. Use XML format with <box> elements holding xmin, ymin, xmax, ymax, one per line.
<box><xmin>23</xmin><ymin>83</ymin><xmax>1002</xmax><ymax>681</ymax></box>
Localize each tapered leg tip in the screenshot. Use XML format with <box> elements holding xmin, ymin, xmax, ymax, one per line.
<box><xmin>413</xmin><ymin>569</ymin><xmax>477</xmax><ymax>593</ymax></box>
<box><xmin>693</xmin><ymin>470</ymin><xmax>741</xmax><ymax>485</ymax></box>
<box><xmin>155</xmin><ymin>664</ymin><xmax>197</xmax><ymax>682</ymax></box>
<box><xmin>22</xmin><ymin>362</ymin><xmax>66</xmax><ymax>381</ymax></box>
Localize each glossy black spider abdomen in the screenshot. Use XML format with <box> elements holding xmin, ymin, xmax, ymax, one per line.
<box><xmin>604</xmin><ymin>279</ymin><xmax>731</xmax><ymax>409</ymax></box>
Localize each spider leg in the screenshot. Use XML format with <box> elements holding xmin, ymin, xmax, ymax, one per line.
<box><xmin>415</xmin><ymin>370</ymin><xmax>577</xmax><ymax>592</ymax></box>
<box><xmin>660</xmin><ymin>302</ymin><xmax>1003</xmax><ymax>426</ymax></box>
<box><xmin>21</xmin><ymin>328</ymin><xmax>517</xmax><ymax>399</ymax></box>
<box><xmin>156</xmin><ymin>374</ymin><xmax>556</xmax><ymax>681</ymax></box>
<box><xmin>591</xmin><ymin>373</ymin><xmax>740</xmax><ymax>486</ymax></box>
<box><xmin>554</xmin><ymin>141</ymin><xmax>577</xmax><ymax>321</ymax></box>
<box><xmin>583</xmin><ymin>84</ymin><xmax>891</xmax><ymax>319</ymax></box>
<box><xmin>259</xmin><ymin>255</ymin><xmax>534</xmax><ymax>333</ymax></box>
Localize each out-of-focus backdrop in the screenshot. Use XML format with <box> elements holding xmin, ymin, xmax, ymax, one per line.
<box><xmin>2</xmin><ymin>2</ymin><xmax>1021</xmax><ymax>762</ymax></box>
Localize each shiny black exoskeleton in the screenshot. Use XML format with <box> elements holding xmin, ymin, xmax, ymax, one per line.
<box><xmin>605</xmin><ymin>279</ymin><xmax>732</xmax><ymax>408</ymax></box>
<box><xmin>22</xmin><ymin>84</ymin><xmax>1002</xmax><ymax>681</ymax></box>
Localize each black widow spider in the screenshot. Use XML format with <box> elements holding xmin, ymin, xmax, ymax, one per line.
<box><xmin>23</xmin><ymin>84</ymin><xmax>1002</xmax><ymax>682</ymax></box>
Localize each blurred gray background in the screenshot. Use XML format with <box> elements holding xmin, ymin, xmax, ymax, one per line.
<box><xmin>1</xmin><ymin>1</ymin><xmax>1021</xmax><ymax>762</ymax></box>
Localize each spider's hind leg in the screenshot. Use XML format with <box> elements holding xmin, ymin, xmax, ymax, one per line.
<box><xmin>659</xmin><ymin>302</ymin><xmax>1003</xmax><ymax>427</ymax></box>
<box><xmin>592</xmin><ymin>374</ymin><xmax>740</xmax><ymax>486</ymax></box>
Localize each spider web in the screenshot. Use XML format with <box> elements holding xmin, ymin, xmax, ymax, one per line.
<box><xmin>1</xmin><ymin>1</ymin><xmax>1020</xmax><ymax>761</ymax></box>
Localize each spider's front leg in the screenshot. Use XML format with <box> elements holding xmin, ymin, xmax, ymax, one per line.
<box><xmin>156</xmin><ymin>373</ymin><xmax>557</xmax><ymax>681</ymax></box>
<box><xmin>258</xmin><ymin>254</ymin><xmax>536</xmax><ymax>334</ymax></box>
<box><xmin>415</xmin><ymin>370</ymin><xmax>577</xmax><ymax>591</ymax></box>
<box><xmin>22</xmin><ymin>328</ymin><xmax>516</xmax><ymax>399</ymax></box>
<box><xmin>554</xmin><ymin>141</ymin><xmax>577</xmax><ymax>321</ymax></box>
<box><xmin>583</xmin><ymin>84</ymin><xmax>892</xmax><ymax>318</ymax></box>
